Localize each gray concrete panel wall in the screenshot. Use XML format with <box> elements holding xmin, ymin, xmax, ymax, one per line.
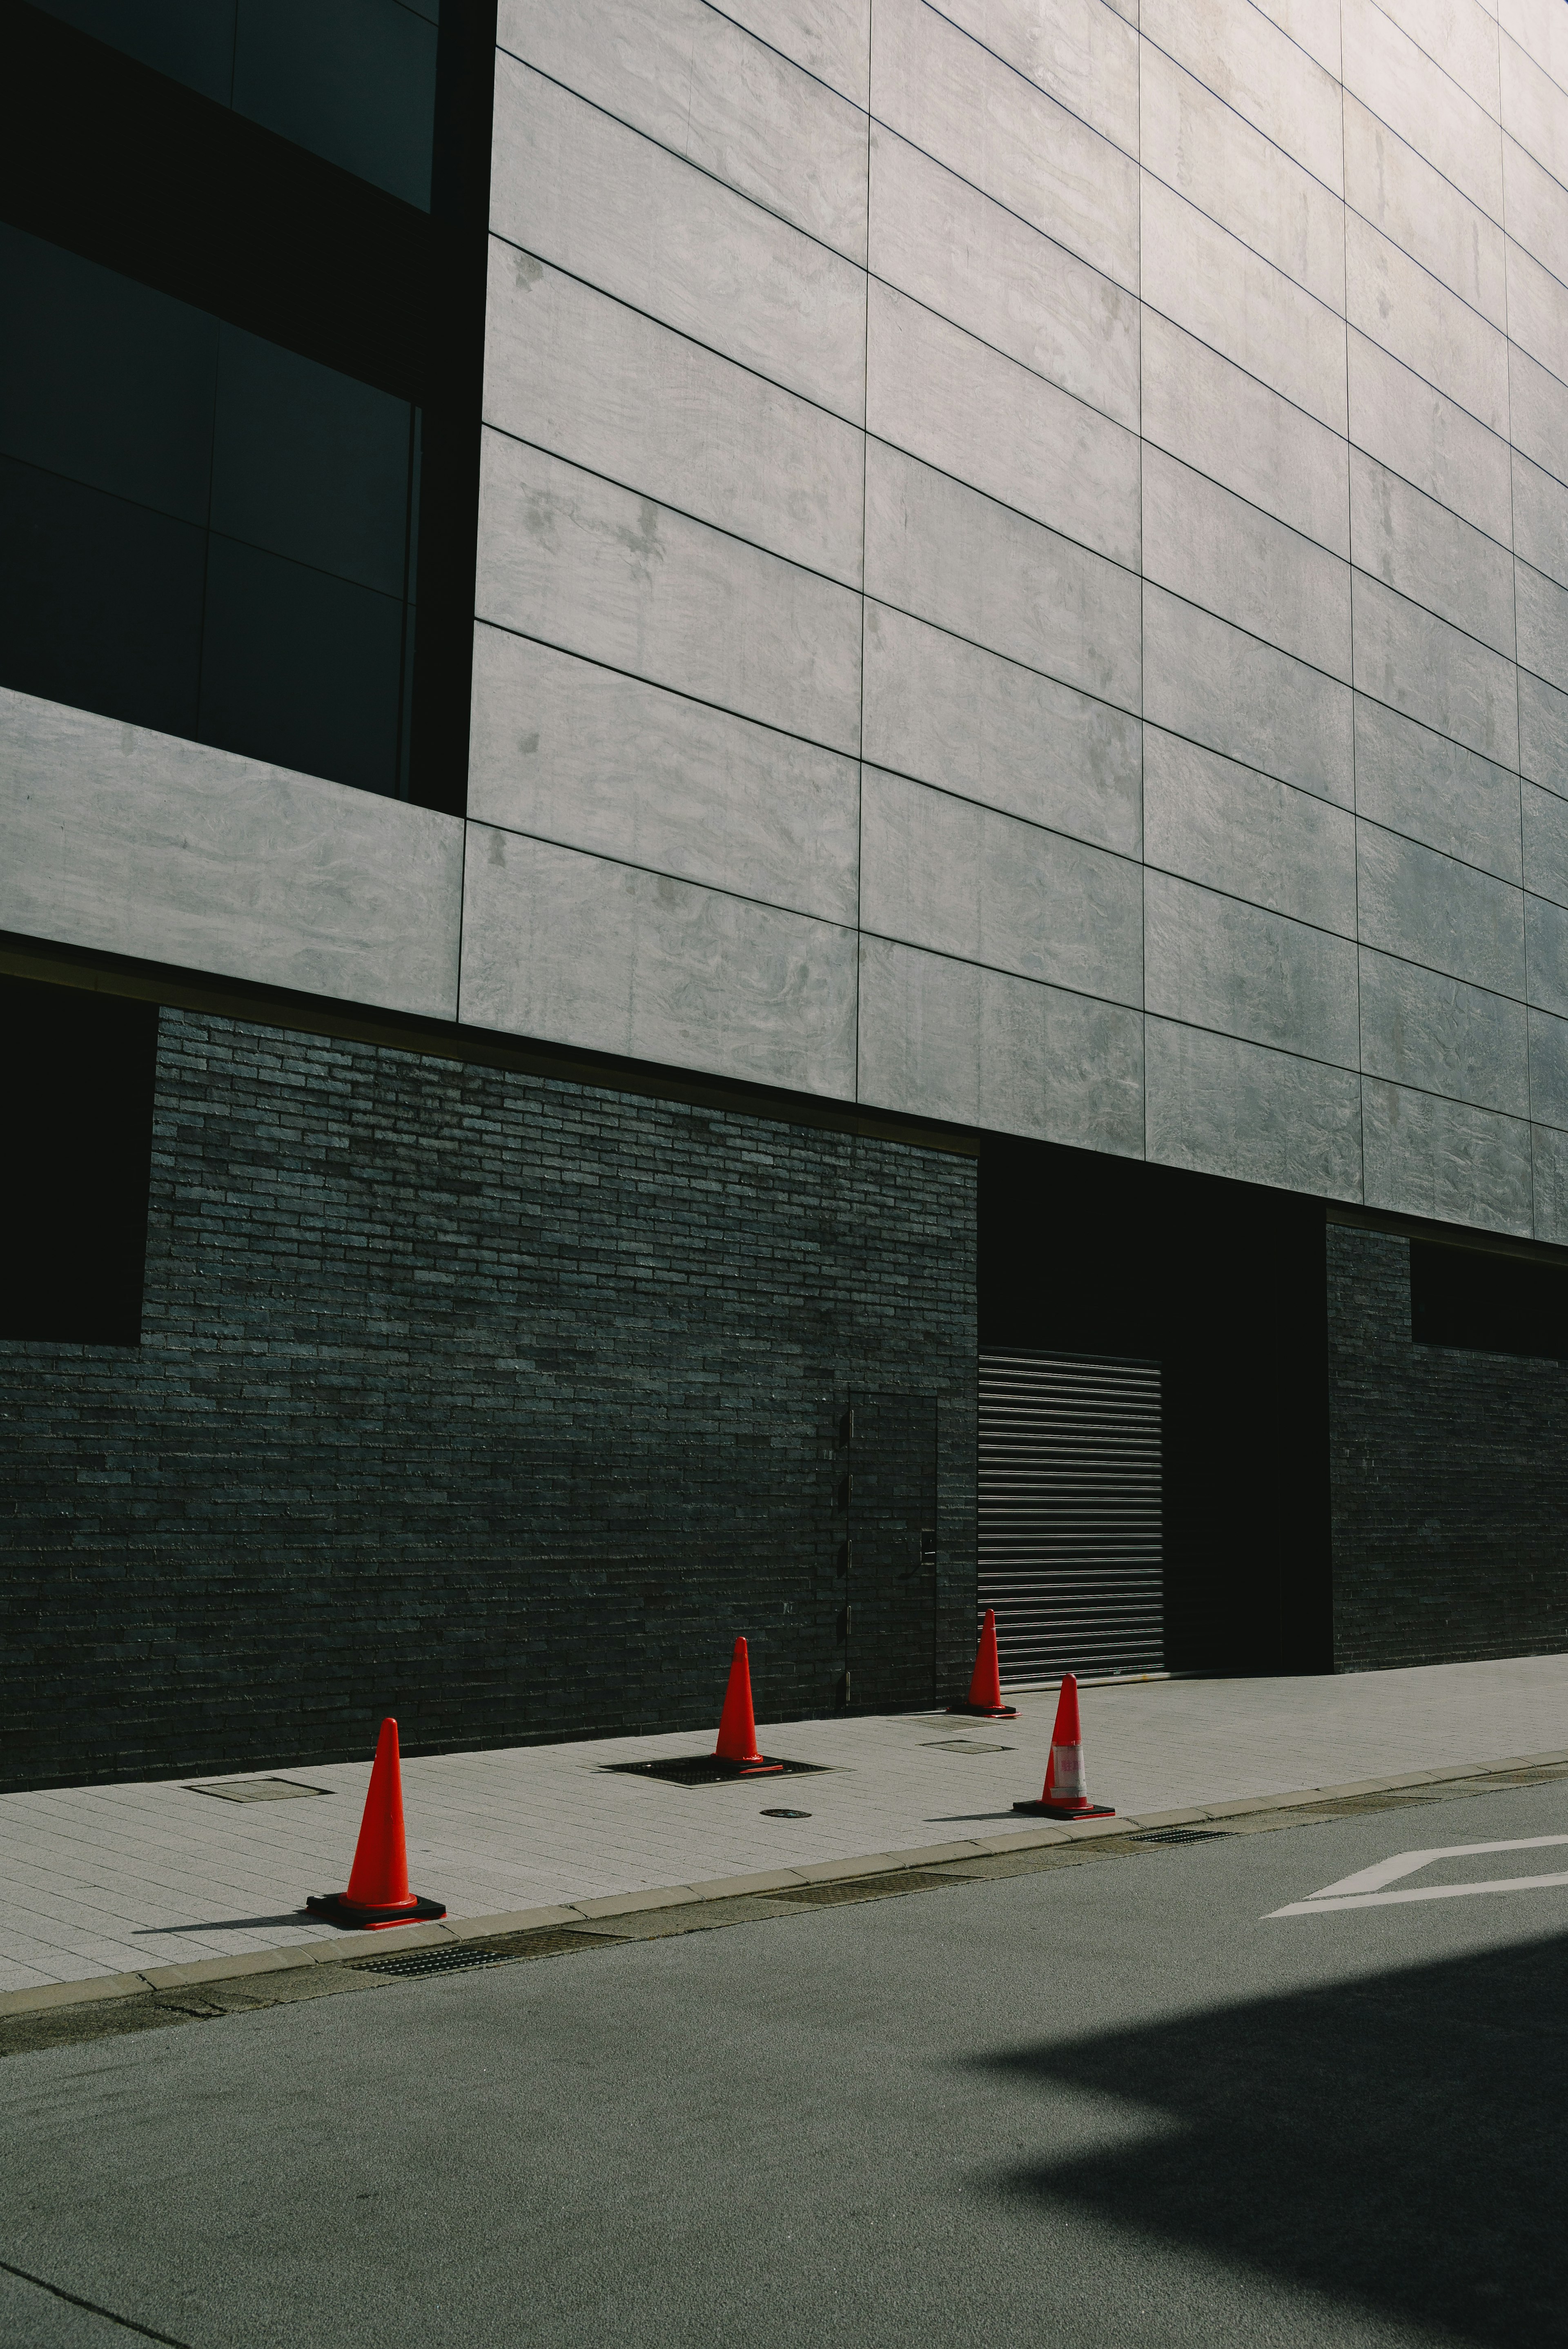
<box><xmin>466</xmin><ymin>0</ymin><xmax>1568</xmax><ymax>1239</ymax></box>
<box><xmin>0</xmin><ymin>689</ymin><xmax>463</xmax><ymax>1021</ymax></box>
<box><xmin>9</xmin><ymin>0</ymin><xmax>1568</xmax><ymax>1237</ymax></box>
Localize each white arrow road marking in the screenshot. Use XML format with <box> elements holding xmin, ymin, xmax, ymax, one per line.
<box><xmin>1267</xmin><ymin>1833</ymin><xmax>1568</xmax><ymax>1917</ymax></box>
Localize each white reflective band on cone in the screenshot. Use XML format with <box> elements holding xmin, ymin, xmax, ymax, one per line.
<box><xmin>1051</xmin><ymin>1744</ymin><xmax>1086</xmax><ymax>1798</ymax></box>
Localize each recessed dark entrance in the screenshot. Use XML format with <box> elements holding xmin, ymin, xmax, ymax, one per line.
<box><xmin>980</xmin><ymin>1136</ymin><xmax>1333</xmax><ymax>1680</ymax></box>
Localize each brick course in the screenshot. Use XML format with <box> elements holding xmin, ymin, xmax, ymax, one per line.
<box><xmin>0</xmin><ymin>1008</ymin><xmax>978</xmax><ymax>1791</ymax></box>
<box><xmin>1328</xmin><ymin>1224</ymin><xmax>1568</xmax><ymax>1669</ymax></box>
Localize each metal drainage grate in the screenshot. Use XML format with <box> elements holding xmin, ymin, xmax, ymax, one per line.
<box><xmin>347</xmin><ymin>1927</ymin><xmax>613</xmax><ymax>1978</ymax></box>
<box><xmin>351</xmin><ymin>1944</ymin><xmax>524</xmax><ymax>1980</ymax></box>
<box><xmin>772</xmin><ymin>1871</ymin><xmax>955</xmax><ymax>1908</ymax></box>
<box><xmin>1128</xmin><ymin>1828</ymin><xmax>1232</xmax><ymax>1845</ymax></box>
<box><xmin>187</xmin><ymin>1778</ymin><xmax>332</xmax><ymax>1802</ymax></box>
<box><xmin>605</xmin><ymin>1756</ymin><xmax>826</xmax><ymax>1789</ymax></box>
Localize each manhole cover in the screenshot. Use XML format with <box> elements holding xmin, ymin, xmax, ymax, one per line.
<box><xmin>188</xmin><ymin>1778</ymin><xmax>332</xmax><ymax>1802</ymax></box>
<box><xmin>1128</xmin><ymin>1828</ymin><xmax>1232</xmax><ymax>1845</ymax></box>
<box><xmin>920</xmin><ymin>1739</ymin><xmax>1014</xmax><ymax>1753</ymax></box>
<box><xmin>605</xmin><ymin>1756</ymin><xmax>826</xmax><ymax>1789</ymax></box>
<box><xmin>761</xmin><ymin>1807</ymin><xmax>812</xmax><ymax>1818</ymax></box>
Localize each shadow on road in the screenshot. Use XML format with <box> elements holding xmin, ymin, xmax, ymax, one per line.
<box><xmin>975</xmin><ymin>1932</ymin><xmax>1568</xmax><ymax>2346</ymax></box>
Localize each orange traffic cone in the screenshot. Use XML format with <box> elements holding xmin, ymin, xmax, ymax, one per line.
<box><xmin>947</xmin><ymin>1608</ymin><xmax>1018</xmax><ymax>1718</ymax></box>
<box><xmin>305</xmin><ymin>1718</ymin><xmax>448</xmax><ymax>1928</ymax></box>
<box><xmin>1012</xmin><ymin>1674</ymin><xmax>1115</xmax><ymax>1819</ymax></box>
<box><xmin>712</xmin><ymin>1637</ymin><xmax>784</xmax><ymax>1777</ymax></box>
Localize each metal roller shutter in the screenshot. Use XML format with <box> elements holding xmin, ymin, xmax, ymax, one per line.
<box><xmin>978</xmin><ymin>1348</ymin><xmax>1163</xmax><ymax>1685</ymax></box>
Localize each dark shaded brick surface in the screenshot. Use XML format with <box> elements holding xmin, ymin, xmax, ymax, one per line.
<box><xmin>0</xmin><ymin>1009</ymin><xmax>978</xmax><ymax>1791</ymax></box>
<box><xmin>1328</xmin><ymin>1224</ymin><xmax>1568</xmax><ymax>1669</ymax></box>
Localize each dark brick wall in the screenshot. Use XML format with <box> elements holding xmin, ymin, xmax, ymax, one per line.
<box><xmin>1328</xmin><ymin>1223</ymin><xmax>1568</xmax><ymax>1669</ymax></box>
<box><xmin>0</xmin><ymin>1007</ymin><xmax>978</xmax><ymax>1791</ymax></box>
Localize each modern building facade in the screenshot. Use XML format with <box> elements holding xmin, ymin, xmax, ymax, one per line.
<box><xmin>5</xmin><ymin>0</ymin><xmax>1568</xmax><ymax>1791</ymax></box>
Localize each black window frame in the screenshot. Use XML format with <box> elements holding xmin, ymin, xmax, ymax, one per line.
<box><xmin>0</xmin><ymin>0</ymin><xmax>497</xmax><ymax>816</ymax></box>
<box><xmin>1410</xmin><ymin>1239</ymin><xmax>1568</xmax><ymax>1363</ymax></box>
<box><xmin>0</xmin><ymin>974</ymin><xmax>158</xmax><ymax>1347</ymax></box>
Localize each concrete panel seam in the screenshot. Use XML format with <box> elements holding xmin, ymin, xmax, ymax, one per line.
<box><xmin>460</xmin><ymin>817</ymin><xmax>861</xmax><ymax>942</ymax></box>
<box><xmin>494</xmin><ymin>50</ymin><xmax>871</xmax><ymax>268</ymax></box>
<box><xmin>488</xmin><ymin>230</ymin><xmax>862</xmax><ymax>435</ymax></box>
<box><xmin>480</xmin><ymin>420</ymin><xmax>869</xmax><ymax>600</ymax></box>
<box><xmin>855</xmin><ymin>591</ymin><xmax>1142</xmax><ymax>726</ymax></box>
<box><xmin>473</xmin><ymin>617</ymin><xmax>861</xmax><ymax>766</ymax></box>
<box><xmin>855</xmin><ymin>927</ymin><xmax>1143</xmax><ymax>1015</ymax></box>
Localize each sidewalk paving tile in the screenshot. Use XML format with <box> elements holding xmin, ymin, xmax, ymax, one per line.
<box><xmin>4</xmin><ymin>1653</ymin><xmax>1568</xmax><ymax>1991</ymax></box>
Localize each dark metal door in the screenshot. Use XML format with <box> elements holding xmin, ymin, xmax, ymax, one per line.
<box><xmin>845</xmin><ymin>1392</ymin><xmax>939</xmax><ymax>1712</ymax></box>
<box><xmin>978</xmin><ymin>1349</ymin><xmax>1163</xmax><ymax>1683</ymax></box>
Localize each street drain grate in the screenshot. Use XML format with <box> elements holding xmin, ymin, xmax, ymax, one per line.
<box><xmin>187</xmin><ymin>1778</ymin><xmax>332</xmax><ymax>1802</ymax></box>
<box><xmin>351</xmin><ymin>1944</ymin><xmax>526</xmax><ymax>1979</ymax></box>
<box><xmin>772</xmin><ymin>1871</ymin><xmax>955</xmax><ymax>1907</ymax></box>
<box><xmin>347</xmin><ymin>1927</ymin><xmax>619</xmax><ymax>1979</ymax></box>
<box><xmin>605</xmin><ymin>1756</ymin><xmax>826</xmax><ymax>1789</ymax></box>
<box><xmin>1128</xmin><ymin>1828</ymin><xmax>1232</xmax><ymax>1845</ymax></box>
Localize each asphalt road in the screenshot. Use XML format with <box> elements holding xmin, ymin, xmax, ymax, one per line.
<box><xmin>4</xmin><ymin>1781</ymin><xmax>1566</xmax><ymax>2349</ymax></box>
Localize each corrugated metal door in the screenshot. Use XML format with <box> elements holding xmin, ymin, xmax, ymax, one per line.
<box><xmin>978</xmin><ymin>1348</ymin><xmax>1163</xmax><ymax>1683</ymax></box>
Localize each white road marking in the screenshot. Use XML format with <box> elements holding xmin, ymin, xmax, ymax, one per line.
<box><xmin>1267</xmin><ymin>1832</ymin><xmax>1568</xmax><ymax>1917</ymax></box>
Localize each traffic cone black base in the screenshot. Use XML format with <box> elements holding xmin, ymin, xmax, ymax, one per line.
<box><xmin>947</xmin><ymin>1700</ymin><xmax>1019</xmax><ymax>1719</ymax></box>
<box><xmin>305</xmin><ymin>1891</ymin><xmax>448</xmax><ymax>1928</ymax></box>
<box><xmin>304</xmin><ymin>1719</ymin><xmax>445</xmax><ymax>1929</ymax></box>
<box><xmin>1011</xmin><ymin>1799</ymin><xmax>1115</xmax><ymax>1819</ymax></box>
<box><xmin>1016</xmin><ymin>1673</ymin><xmax>1112</xmax><ymax>1819</ymax></box>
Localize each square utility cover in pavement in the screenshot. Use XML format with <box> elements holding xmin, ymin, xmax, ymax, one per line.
<box><xmin>921</xmin><ymin>1739</ymin><xmax>1015</xmax><ymax>1754</ymax></box>
<box><xmin>605</xmin><ymin>1756</ymin><xmax>827</xmax><ymax>1789</ymax></box>
<box><xmin>187</xmin><ymin>1779</ymin><xmax>333</xmax><ymax>1802</ymax></box>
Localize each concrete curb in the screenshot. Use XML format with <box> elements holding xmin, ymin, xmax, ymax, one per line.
<box><xmin>4</xmin><ymin>1743</ymin><xmax>1566</xmax><ymax>2022</ymax></box>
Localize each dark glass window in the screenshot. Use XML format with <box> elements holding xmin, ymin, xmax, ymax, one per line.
<box><xmin>0</xmin><ymin>976</ymin><xmax>157</xmax><ymax>1346</ymax></box>
<box><xmin>0</xmin><ymin>223</ymin><xmax>419</xmax><ymax>797</ymax></box>
<box><xmin>29</xmin><ymin>0</ymin><xmax>440</xmax><ymax>209</ymax></box>
<box><xmin>1410</xmin><ymin>1241</ymin><xmax>1568</xmax><ymax>1361</ymax></box>
<box><xmin>5</xmin><ymin>0</ymin><xmax>493</xmax><ymax>817</ymax></box>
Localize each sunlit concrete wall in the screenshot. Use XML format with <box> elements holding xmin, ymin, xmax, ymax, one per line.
<box><xmin>8</xmin><ymin>0</ymin><xmax>1566</xmax><ymax>1239</ymax></box>
<box><xmin>471</xmin><ymin>0</ymin><xmax>1568</xmax><ymax>1237</ymax></box>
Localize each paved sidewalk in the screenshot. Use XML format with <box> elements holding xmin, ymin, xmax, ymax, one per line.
<box><xmin>4</xmin><ymin>1652</ymin><xmax>1567</xmax><ymax>1995</ymax></box>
